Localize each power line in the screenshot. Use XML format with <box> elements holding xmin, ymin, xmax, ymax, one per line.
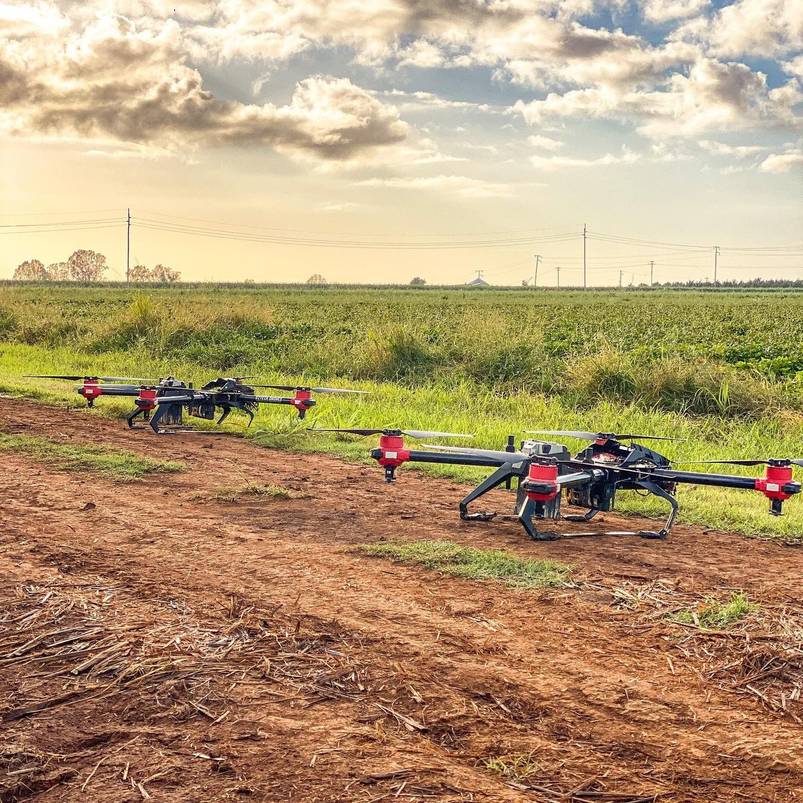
<box><xmin>135</xmin><ymin>218</ymin><xmax>580</xmax><ymax>250</ymax></box>
<box><xmin>0</xmin><ymin>217</ymin><xmax>123</xmax><ymax>228</ymax></box>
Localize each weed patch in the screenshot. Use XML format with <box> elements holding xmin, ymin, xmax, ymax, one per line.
<box><xmin>671</xmin><ymin>592</ymin><xmax>755</xmax><ymax>629</ymax></box>
<box><xmin>485</xmin><ymin>751</ymin><xmax>545</xmax><ymax>784</ymax></box>
<box><xmin>202</xmin><ymin>482</ymin><xmax>309</xmax><ymax>502</ymax></box>
<box><xmin>358</xmin><ymin>540</ymin><xmax>571</xmax><ymax>588</ymax></box>
<box><xmin>0</xmin><ymin>433</ymin><xmax>184</xmax><ymax>480</ymax></box>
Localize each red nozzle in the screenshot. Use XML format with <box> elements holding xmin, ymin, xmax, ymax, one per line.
<box><xmin>137</xmin><ymin>387</ymin><xmax>158</xmax><ymax>411</ymax></box>
<box><xmin>523</xmin><ymin>462</ymin><xmax>559</xmax><ymax>502</ymax></box>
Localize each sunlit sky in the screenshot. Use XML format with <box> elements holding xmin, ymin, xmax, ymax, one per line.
<box><xmin>1</xmin><ymin>1</ymin><xmax>801</xmax><ymax>285</ymax></box>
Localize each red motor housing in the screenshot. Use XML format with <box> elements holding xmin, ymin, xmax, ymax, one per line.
<box><xmin>136</xmin><ymin>387</ymin><xmax>158</xmax><ymax>411</ymax></box>
<box><xmin>524</xmin><ymin>462</ymin><xmax>559</xmax><ymax>502</ymax></box>
<box><xmin>291</xmin><ymin>389</ymin><xmax>315</xmax><ymax>415</ymax></box>
<box><xmin>79</xmin><ymin>379</ymin><xmax>103</xmax><ymax>406</ymax></box>
<box><xmin>377</xmin><ymin>434</ymin><xmax>410</xmax><ymax>472</ymax></box>
<box><xmin>755</xmin><ymin>464</ymin><xmax>794</xmax><ymax>501</ymax></box>
<box><xmin>756</xmin><ymin>464</ymin><xmax>795</xmax><ymax>516</ymax></box>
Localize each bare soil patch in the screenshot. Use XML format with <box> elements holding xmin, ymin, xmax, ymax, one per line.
<box><xmin>1</xmin><ymin>397</ymin><xmax>801</xmax><ymax>802</ymax></box>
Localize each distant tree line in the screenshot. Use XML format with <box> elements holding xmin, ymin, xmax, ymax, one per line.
<box><xmin>128</xmin><ymin>263</ymin><xmax>181</xmax><ymax>283</ymax></box>
<box><xmin>659</xmin><ymin>278</ymin><xmax>803</xmax><ymax>288</ymax></box>
<box><xmin>13</xmin><ymin>251</ymin><xmax>180</xmax><ymax>283</ymax></box>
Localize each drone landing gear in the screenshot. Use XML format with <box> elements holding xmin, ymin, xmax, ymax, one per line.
<box><xmin>458</xmin><ymin>466</ymin><xmax>560</xmax><ymax>541</ymax></box>
<box><xmin>563</xmin><ymin>508</ymin><xmax>600</xmax><ymax>523</ymax></box>
<box><xmin>459</xmin><ymin>464</ymin><xmax>518</xmax><ymax>523</ymax></box>
<box><xmin>516</xmin><ymin>498</ymin><xmax>559</xmax><ymax>541</ymax></box>
<box><xmin>126</xmin><ymin>406</ymin><xmax>152</xmax><ymax>429</ymax></box>
<box><xmin>634</xmin><ymin>480</ymin><xmax>678</xmax><ymax>540</ymax></box>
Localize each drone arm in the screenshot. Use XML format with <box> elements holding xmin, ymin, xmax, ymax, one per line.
<box><xmin>404</xmin><ymin>450</ymin><xmax>515</xmax><ymax>469</ymax></box>
<box><xmin>368</xmin><ymin>445</ymin><xmax>515</xmax><ymax>483</ymax></box>
<box><xmin>557</xmin><ymin>470</ymin><xmax>597</xmax><ymax>488</ymax></box>
<box><xmin>91</xmin><ymin>385</ymin><xmax>143</xmax><ymax>397</ymax></box>
<box><xmin>629</xmin><ymin>467</ymin><xmax>801</xmax><ymax>516</ymax></box>
<box><xmin>242</xmin><ymin>394</ymin><xmax>296</xmax><ymax>405</ymax></box>
<box><xmin>651</xmin><ymin>468</ymin><xmax>758</xmax><ymax>490</ymax></box>
<box><xmin>241</xmin><ymin>393</ymin><xmax>317</xmax><ymax>418</ymax></box>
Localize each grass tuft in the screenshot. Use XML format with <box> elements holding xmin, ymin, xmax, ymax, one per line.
<box><xmin>671</xmin><ymin>592</ymin><xmax>755</xmax><ymax>629</ymax></box>
<box><xmin>358</xmin><ymin>539</ymin><xmax>571</xmax><ymax>588</ymax></box>
<box><xmin>485</xmin><ymin>752</ymin><xmax>543</xmax><ymax>783</ymax></box>
<box><xmin>0</xmin><ymin>433</ymin><xmax>184</xmax><ymax>480</ymax></box>
<box><xmin>204</xmin><ymin>482</ymin><xmax>309</xmax><ymax>502</ymax></box>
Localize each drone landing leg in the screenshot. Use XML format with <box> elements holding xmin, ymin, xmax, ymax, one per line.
<box><xmin>563</xmin><ymin>508</ymin><xmax>600</xmax><ymax>523</ymax></box>
<box><xmin>459</xmin><ymin>464</ymin><xmax>517</xmax><ymax>522</ymax></box>
<box><xmin>217</xmin><ymin>407</ymin><xmax>230</xmax><ymax>426</ymax></box>
<box><xmin>126</xmin><ymin>407</ymin><xmax>144</xmax><ymax>429</ymax></box>
<box><xmin>635</xmin><ymin>480</ymin><xmax>678</xmax><ymax>539</ymax></box>
<box><xmin>517</xmin><ymin>498</ymin><xmax>559</xmax><ymax>541</ymax></box>
<box><xmin>149</xmin><ymin>404</ymin><xmax>171</xmax><ymax>435</ymax></box>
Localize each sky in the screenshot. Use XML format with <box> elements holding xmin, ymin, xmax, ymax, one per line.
<box><xmin>0</xmin><ymin>0</ymin><xmax>801</xmax><ymax>286</ymax></box>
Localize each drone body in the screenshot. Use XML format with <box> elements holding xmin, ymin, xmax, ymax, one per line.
<box><xmin>338</xmin><ymin>429</ymin><xmax>802</xmax><ymax>541</ymax></box>
<box><xmin>26</xmin><ymin>375</ymin><xmax>366</xmax><ymax>434</ymax></box>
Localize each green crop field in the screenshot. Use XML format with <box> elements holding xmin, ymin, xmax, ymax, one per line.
<box><xmin>1</xmin><ymin>281</ymin><xmax>801</xmax><ymax>539</ymax></box>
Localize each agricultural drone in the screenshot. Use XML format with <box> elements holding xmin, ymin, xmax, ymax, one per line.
<box><xmin>26</xmin><ymin>375</ymin><xmax>367</xmax><ymax>433</ymax></box>
<box><xmin>318</xmin><ymin>428</ymin><xmax>802</xmax><ymax>541</ymax></box>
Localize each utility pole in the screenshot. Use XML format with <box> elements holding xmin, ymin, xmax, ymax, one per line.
<box><xmin>556</xmin><ymin>266</ymin><xmax>561</xmax><ymax>289</ymax></box>
<box><xmin>713</xmin><ymin>245</ymin><xmax>720</xmax><ymax>284</ymax></box>
<box><xmin>126</xmin><ymin>208</ymin><xmax>131</xmax><ymax>283</ymax></box>
<box><xmin>582</xmin><ymin>223</ymin><xmax>587</xmax><ymax>289</ymax></box>
<box><xmin>619</xmin><ymin>269</ymin><xmax>623</xmax><ymax>289</ymax></box>
<box><xmin>649</xmin><ymin>260</ymin><xmax>655</xmax><ymax>286</ymax></box>
<box><xmin>533</xmin><ymin>254</ymin><xmax>541</xmax><ymax>288</ymax></box>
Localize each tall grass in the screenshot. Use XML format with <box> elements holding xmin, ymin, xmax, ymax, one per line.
<box><xmin>1</xmin><ymin>284</ymin><xmax>801</xmax><ymax>538</ymax></box>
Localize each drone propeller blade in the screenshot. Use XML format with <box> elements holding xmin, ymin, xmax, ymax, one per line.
<box><xmin>312</xmin><ymin>427</ymin><xmax>387</xmax><ymax>436</ymax></box>
<box><xmin>25</xmin><ymin>374</ymin><xmax>156</xmax><ymax>383</ymax></box>
<box><xmin>309</xmin><ymin>387</ymin><xmax>369</xmax><ymax>394</ymax></box>
<box><xmin>525</xmin><ymin>429</ymin><xmax>674</xmax><ymax>441</ymax></box>
<box><xmin>311</xmin><ymin>427</ymin><xmax>471</xmax><ymax>439</ymax></box>
<box><xmin>420</xmin><ymin>444</ymin><xmax>528</xmax><ymax>461</ymax></box>
<box><xmin>25</xmin><ymin>374</ymin><xmax>89</xmax><ymax>381</ymax></box>
<box><xmin>99</xmin><ymin>376</ymin><xmax>156</xmax><ymax>383</ymax></box>
<box><xmin>525</xmin><ymin>429</ymin><xmax>600</xmax><ymax>440</ymax></box>
<box><xmin>250</xmin><ymin>384</ymin><xmax>368</xmax><ymax>394</ymax></box>
<box><xmin>401</xmin><ymin>429</ymin><xmax>472</xmax><ymax>439</ymax></box>
<box><xmin>678</xmin><ymin>458</ymin><xmax>803</xmax><ymax>467</ymax></box>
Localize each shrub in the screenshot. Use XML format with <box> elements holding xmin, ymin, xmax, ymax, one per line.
<box><xmin>353</xmin><ymin>328</ymin><xmax>438</xmax><ymax>382</ymax></box>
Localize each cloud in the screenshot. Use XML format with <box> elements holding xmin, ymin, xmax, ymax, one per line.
<box><xmin>528</xmin><ymin>134</ymin><xmax>563</xmax><ymax>151</ymax></box>
<box><xmin>320</xmin><ymin>201</ymin><xmax>362</xmax><ymax>211</ymax></box>
<box><xmin>1</xmin><ymin>0</ymin><xmax>799</xmax><ymax>173</ymax></box>
<box><xmin>516</xmin><ymin>58</ymin><xmax>801</xmax><ymax>140</ymax></box>
<box><xmin>357</xmin><ymin>174</ymin><xmax>513</xmax><ymax>198</ymax></box>
<box><xmin>759</xmin><ymin>148</ymin><xmax>803</xmax><ymax>173</ymax></box>
<box><xmin>529</xmin><ymin>147</ymin><xmax>640</xmax><ymax>170</ymax></box>
<box><xmin>0</xmin><ymin>12</ymin><xmax>408</xmax><ymax>160</ymax></box>
<box><xmin>642</xmin><ymin>0</ymin><xmax>708</xmax><ymax>24</ymax></box>
<box><xmin>672</xmin><ymin>0</ymin><xmax>803</xmax><ymax>58</ymax></box>
<box><xmin>699</xmin><ymin>139</ymin><xmax>767</xmax><ymax>158</ymax></box>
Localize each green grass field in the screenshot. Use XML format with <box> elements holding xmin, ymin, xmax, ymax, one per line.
<box><xmin>1</xmin><ymin>282</ymin><xmax>801</xmax><ymax>539</ymax></box>
<box><xmin>0</xmin><ymin>432</ymin><xmax>184</xmax><ymax>480</ymax></box>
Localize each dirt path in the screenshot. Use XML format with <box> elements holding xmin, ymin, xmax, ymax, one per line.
<box><xmin>1</xmin><ymin>397</ymin><xmax>801</xmax><ymax>803</ymax></box>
